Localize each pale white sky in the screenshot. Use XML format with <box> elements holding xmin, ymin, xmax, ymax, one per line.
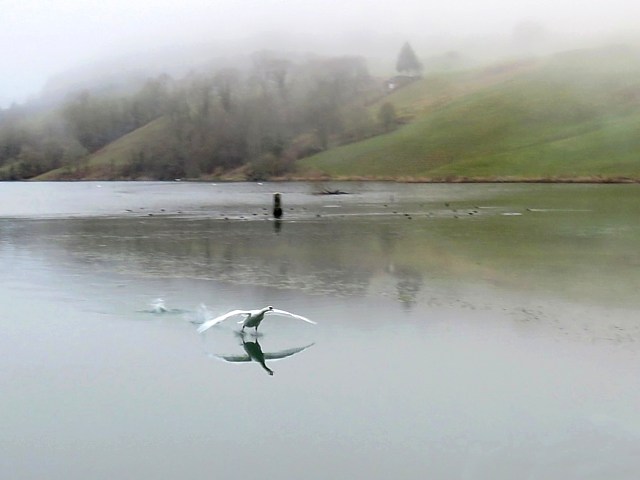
<box><xmin>1</xmin><ymin>0</ymin><xmax>639</xmax><ymax>106</ymax></box>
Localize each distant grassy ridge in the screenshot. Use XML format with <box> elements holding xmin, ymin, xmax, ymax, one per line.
<box><xmin>37</xmin><ymin>117</ymin><xmax>172</xmax><ymax>180</ymax></box>
<box><xmin>38</xmin><ymin>45</ymin><xmax>640</xmax><ymax>182</ymax></box>
<box><xmin>299</xmin><ymin>45</ymin><xmax>640</xmax><ymax>182</ymax></box>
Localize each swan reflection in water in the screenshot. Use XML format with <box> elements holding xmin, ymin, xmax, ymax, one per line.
<box><xmin>208</xmin><ymin>332</ymin><xmax>315</xmax><ymax>376</ymax></box>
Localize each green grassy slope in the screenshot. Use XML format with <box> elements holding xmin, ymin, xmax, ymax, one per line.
<box><xmin>37</xmin><ymin>116</ymin><xmax>172</xmax><ymax>180</ymax></box>
<box><xmin>299</xmin><ymin>46</ymin><xmax>640</xmax><ymax>181</ymax></box>
<box><xmin>36</xmin><ymin>46</ymin><xmax>640</xmax><ymax>181</ymax></box>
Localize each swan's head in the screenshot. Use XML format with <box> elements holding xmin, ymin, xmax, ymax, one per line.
<box><xmin>266</xmin><ymin>306</ymin><xmax>274</xmax><ymax>311</ymax></box>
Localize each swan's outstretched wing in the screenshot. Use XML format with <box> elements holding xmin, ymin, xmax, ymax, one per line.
<box><xmin>268</xmin><ymin>308</ymin><xmax>316</xmax><ymax>324</ymax></box>
<box><xmin>211</xmin><ymin>354</ymin><xmax>252</xmax><ymax>363</ymax></box>
<box><xmin>197</xmin><ymin>309</ymin><xmax>250</xmax><ymax>333</ymax></box>
<box><xmin>263</xmin><ymin>343</ymin><xmax>315</xmax><ymax>361</ymax></box>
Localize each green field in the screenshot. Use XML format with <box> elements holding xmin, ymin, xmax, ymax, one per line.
<box><xmin>36</xmin><ymin>45</ymin><xmax>640</xmax><ymax>182</ymax></box>
<box><xmin>37</xmin><ymin>117</ymin><xmax>172</xmax><ymax>180</ymax></box>
<box><xmin>299</xmin><ymin>46</ymin><xmax>640</xmax><ymax>181</ymax></box>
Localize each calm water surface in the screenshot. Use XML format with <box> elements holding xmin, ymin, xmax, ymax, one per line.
<box><xmin>1</xmin><ymin>182</ymin><xmax>639</xmax><ymax>479</ymax></box>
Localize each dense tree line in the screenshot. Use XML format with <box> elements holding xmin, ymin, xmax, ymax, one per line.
<box><xmin>0</xmin><ymin>106</ymin><xmax>74</xmax><ymax>180</ymax></box>
<box><xmin>0</xmin><ymin>52</ymin><xmax>393</xmax><ymax>180</ymax></box>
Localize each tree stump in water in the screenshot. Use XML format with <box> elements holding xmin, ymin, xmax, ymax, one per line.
<box><xmin>273</xmin><ymin>193</ymin><xmax>283</xmax><ymax>219</ymax></box>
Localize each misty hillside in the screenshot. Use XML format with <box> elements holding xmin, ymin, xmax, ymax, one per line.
<box><xmin>19</xmin><ymin>28</ymin><xmax>548</xmax><ymax>110</ymax></box>
<box><xmin>300</xmin><ymin>45</ymin><xmax>640</xmax><ymax>181</ymax></box>
<box><xmin>3</xmin><ymin>44</ymin><xmax>640</xmax><ymax>182</ymax></box>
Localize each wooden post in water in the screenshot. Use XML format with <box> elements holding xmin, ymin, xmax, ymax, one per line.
<box><xmin>273</xmin><ymin>193</ymin><xmax>283</xmax><ymax>219</ymax></box>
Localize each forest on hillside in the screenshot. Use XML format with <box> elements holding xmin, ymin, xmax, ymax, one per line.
<box><xmin>0</xmin><ymin>51</ymin><xmax>403</xmax><ymax>180</ymax></box>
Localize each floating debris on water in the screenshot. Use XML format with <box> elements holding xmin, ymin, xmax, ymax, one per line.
<box><xmin>315</xmin><ymin>188</ymin><xmax>349</xmax><ymax>195</ymax></box>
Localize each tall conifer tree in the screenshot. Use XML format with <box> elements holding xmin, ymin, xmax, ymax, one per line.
<box><xmin>396</xmin><ymin>42</ymin><xmax>422</xmax><ymax>76</ymax></box>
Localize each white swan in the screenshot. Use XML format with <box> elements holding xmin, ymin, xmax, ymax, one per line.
<box><xmin>197</xmin><ymin>305</ymin><xmax>315</xmax><ymax>334</ymax></box>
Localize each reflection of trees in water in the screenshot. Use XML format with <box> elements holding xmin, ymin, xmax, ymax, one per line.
<box><xmin>375</xmin><ymin>224</ymin><xmax>424</xmax><ymax>310</ymax></box>
<box><xmin>377</xmin><ymin>225</ymin><xmax>401</xmax><ymax>257</ymax></box>
<box><xmin>394</xmin><ymin>266</ymin><xmax>423</xmax><ymax>310</ymax></box>
<box><xmin>8</xmin><ymin>185</ymin><xmax>640</xmax><ymax>308</ymax></box>
<box><xmin>4</xmin><ymin>217</ymin><xmax>429</xmax><ymax>304</ymax></box>
<box><xmin>220</xmin><ymin>243</ymin><xmax>235</xmax><ymax>276</ymax></box>
<box><xmin>51</xmin><ymin>218</ymin><xmax>377</xmax><ymax>297</ymax></box>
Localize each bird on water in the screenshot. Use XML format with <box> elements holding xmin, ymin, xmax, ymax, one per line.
<box><xmin>197</xmin><ymin>306</ymin><xmax>316</xmax><ymax>334</ymax></box>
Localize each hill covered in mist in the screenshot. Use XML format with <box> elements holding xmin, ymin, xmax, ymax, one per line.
<box><xmin>301</xmin><ymin>45</ymin><xmax>640</xmax><ymax>181</ymax></box>
<box><xmin>2</xmin><ymin>43</ymin><xmax>640</xmax><ymax>182</ymax></box>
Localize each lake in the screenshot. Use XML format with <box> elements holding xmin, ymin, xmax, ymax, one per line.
<box><xmin>1</xmin><ymin>181</ymin><xmax>639</xmax><ymax>479</ymax></box>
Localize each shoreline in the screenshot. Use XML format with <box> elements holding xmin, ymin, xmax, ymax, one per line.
<box><xmin>279</xmin><ymin>175</ymin><xmax>640</xmax><ymax>184</ymax></box>
<box><xmin>25</xmin><ymin>173</ymin><xmax>640</xmax><ymax>184</ymax></box>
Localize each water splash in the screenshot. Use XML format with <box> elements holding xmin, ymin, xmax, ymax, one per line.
<box><xmin>187</xmin><ymin>303</ymin><xmax>212</xmax><ymax>325</ymax></box>
<box><xmin>145</xmin><ymin>298</ymin><xmax>189</xmax><ymax>315</ymax></box>
<box><xmin>150</xmin><ymin>298</ymin><xmax>168</xmax><ymax>313</ymax></box>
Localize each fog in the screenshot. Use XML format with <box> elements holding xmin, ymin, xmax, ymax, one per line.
<box><xmin>2</xmin><ymin>0</ymin><xmax>640</xmax><ymax>107</ymax></box>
